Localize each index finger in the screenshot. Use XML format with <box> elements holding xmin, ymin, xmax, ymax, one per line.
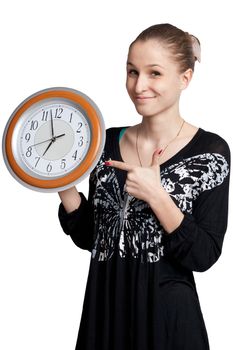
<box><xmin>105</xmin><ymin>160</ymin><xmax>133</xmax><ymax>171</ymax></box>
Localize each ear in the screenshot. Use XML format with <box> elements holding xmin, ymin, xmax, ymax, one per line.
<box><xmin>180</xmin><ymin>68</ymin><xmax>193</xmax><ymax>90</ymax></box>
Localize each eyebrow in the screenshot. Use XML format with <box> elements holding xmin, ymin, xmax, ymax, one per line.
<box><xmin>127</xmin><ymin>61</ymin><xmax>164</xmax><ymax>68</ymax></box>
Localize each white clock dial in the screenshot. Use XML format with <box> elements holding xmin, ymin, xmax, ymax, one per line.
<box><xmin>13</xmin><ymin>100</ymin><xmax>91</xmax><ymax>179</ymax></box>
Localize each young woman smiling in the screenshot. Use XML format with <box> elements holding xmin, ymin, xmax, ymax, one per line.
<box><xmin>58</xmin><ymin>23</ymin><xmax>230</xmax><ymax>350</ymax></box>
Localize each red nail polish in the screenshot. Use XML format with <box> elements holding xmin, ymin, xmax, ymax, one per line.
<box><xmin>105</xmin><ymin>161</ymin><xmax>111</xmax><ymax>166</ymax></box>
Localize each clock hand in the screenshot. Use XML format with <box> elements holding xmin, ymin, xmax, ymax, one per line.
<box><xmin>30</xmin><ymin>133</ymin><xmax>66</xmax><ymax>147</ymax></box>
<box><xmin>42</xmin><ymin>139</ymin><xmax>53</xmax><ymax>156</ymax></box>
<box><xmin>50</xmin><ymin>112</ymin><xmax>55</xmax><ymax>138</ymax></box>
<box><xmin>42</xmin><ymin>132</ymin><xmax>66</xmax><ymax>157</ymax></box>
<box><xmin>54</xmin><ymin>133</ymin><xmax>65</xmax><ymax>140</ymax></box>
<box><xmin>31</xmin><ymin>137</ymin><xmax>53</xmax><ymax>147</ymax></box>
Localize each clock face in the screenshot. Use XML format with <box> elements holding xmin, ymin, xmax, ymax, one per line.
<box><xmin>3</xmin><ymin>87</ymin><xmax>105</xmax><ymax>192</ymax></box>
<box><xmin>13</xmin><ymin>100</ymin><xmax>91</xmax><ymax>179</ymax></box>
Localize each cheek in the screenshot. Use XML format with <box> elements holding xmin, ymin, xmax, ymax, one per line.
<box><xmin>159</xmin><ymin>77</ymin><xmax>181</xmax><ymax>97</ymax></box>
<box><xmin>167</xmin><ymin>79</ymin><xmax>182</xmax><ymax>99</ymax></box>
<box><xmin>126</xmin><ymin>78</ymin><xmax>134</xmax><ymax>95</ymax></box>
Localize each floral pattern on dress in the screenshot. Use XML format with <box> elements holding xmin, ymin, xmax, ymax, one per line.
<box><xmin>161</xmin><ymin>153</ymin><xmax>229</xmax><ymax>213</ymax></box>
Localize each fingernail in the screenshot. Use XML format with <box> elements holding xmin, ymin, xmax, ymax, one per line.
<box><xmin>158</xmin><ymin>149</ymin><xmax>163</xmax><ymax>155</ymax></box>
<box><xmin>105</xmin><ymin>161</ymin><xmax>111</xmax><ymax>166</ymax></box>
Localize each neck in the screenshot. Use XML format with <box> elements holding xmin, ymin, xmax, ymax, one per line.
<box><xmin>138</xmin><ymin>112</ymin><xmax>184</xmax><ymax>148</ymax></box>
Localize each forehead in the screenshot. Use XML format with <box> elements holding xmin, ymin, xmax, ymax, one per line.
<box><xmin>128</xmin><ymin>39</ymin><xmax>174</xmax><ymax>68</ymax></box>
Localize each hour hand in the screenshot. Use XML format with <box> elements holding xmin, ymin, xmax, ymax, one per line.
<box><xmin>42</xmin><ymin>140</ymin><xmax>53</xmax><ymax>156</ymax></box>
<box><xmin>54</xmin><ymin>133</ymin><xmax>65</xmax><ymax>140</ymax></box>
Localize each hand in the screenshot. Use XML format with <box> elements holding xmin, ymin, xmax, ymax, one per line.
<box><xmin>105</xmin><ymin>148</ymin><xmax>164</xmax><ymax>202</ymax></box>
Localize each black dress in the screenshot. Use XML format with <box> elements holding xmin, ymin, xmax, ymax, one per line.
<box><xmin>58</xmin><ymin>126</ymin><xmax>230</xmax><ymax>350</ymax></box>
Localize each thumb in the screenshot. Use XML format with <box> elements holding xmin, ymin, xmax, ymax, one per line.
<box><xmin>151</xmin><ymin>148</ymin><xmax>163</xmax><ymax>167</ymax></box>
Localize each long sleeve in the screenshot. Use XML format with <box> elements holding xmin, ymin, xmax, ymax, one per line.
<box><xmin>58</xmin><ymin>173</ymin><xmax>96</xmax><ymax>252</ymax></box>
<box><xmin>162</xmin><ymin>137</ymin><xmax>231</xmax><ymax>272</ymax></box>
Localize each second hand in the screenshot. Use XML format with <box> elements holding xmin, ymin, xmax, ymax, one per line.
<box><xmin>30</xmin><ymin>133</ymin><xmax>65</xmax><ymax>147</ymax></box>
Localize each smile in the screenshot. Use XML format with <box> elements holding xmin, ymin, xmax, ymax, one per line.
<box><xmin>135</xmin><ymin>96</ymin><xmax>156</xmax><ymax>103</ymax></box>
<box><xmin>135</xmin><ymin>96</ymin><xmax>156</xmax><ymax>99</ymax></box>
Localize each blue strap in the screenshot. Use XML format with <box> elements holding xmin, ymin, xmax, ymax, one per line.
<box><xmin>119</xmin><ymin>127</ymin><xmax>127</xmax><ymax>141</ymax></box>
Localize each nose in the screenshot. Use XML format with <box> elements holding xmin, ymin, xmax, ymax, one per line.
<box><xmin>134</xmin><ymin>74</ymin><xmax>148</xmax><ymax>94</ymax></box>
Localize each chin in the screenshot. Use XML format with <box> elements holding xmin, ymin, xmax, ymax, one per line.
<box><xmin>135</xmin><ymin>101</ymin><xmax>176</xmax><ymax>118</ymax></box>
<box><xmin>134</xmin><ymin>105</ymin><xmax>159</xmax><ymax>117</ymax></box>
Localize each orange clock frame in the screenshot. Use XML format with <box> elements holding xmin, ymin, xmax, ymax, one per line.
<box><xmin>4</xmin><ymin>88</ymin><xmax>104</xmax><ymax>190</ymax></box>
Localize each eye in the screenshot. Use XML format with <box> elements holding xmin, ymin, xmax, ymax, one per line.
<box><xmin>127</xmin><ymin>69</ymin><xmax>138</xmax><ymax>76</ymax></box>
<box><xmin>151</xmin><ymin>71</ymin><xmax>161</xmax><ymax>76</ymax></box>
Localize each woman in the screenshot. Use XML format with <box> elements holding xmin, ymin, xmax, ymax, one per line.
<box><xmin>58</xmin><ymin>23</ymin><xmax>230</xmax><ymax>350</ymax></box>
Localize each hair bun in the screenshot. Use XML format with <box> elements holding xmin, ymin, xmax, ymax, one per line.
<box><xmin>190</xmin><ymin>34</ymin><xmax>201</xmax><ymax>63</ymax></box>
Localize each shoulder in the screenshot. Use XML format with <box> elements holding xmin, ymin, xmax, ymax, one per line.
<box><xmin>201</xmin><ymin>128</ymin><xmax>230</xmax><ymax>148</ymax></box>
<box><xmin>105</xmin><ymin>126</ymin><xmax>131</xmax><ymax>141</ymax></box>
<box><xmin>197</xmin><ymin>128</ymin><xmax>231</xmax><ymax>164</ymax></box>
<box><xmin>106</xmin><ymin>126</ymin><xmax>130</xmax><ymax>134</ymax></box>
<box><xmin>100</xmin><ymin>126</ymin><xmax>130</xmax><ymax>155</ymax></box>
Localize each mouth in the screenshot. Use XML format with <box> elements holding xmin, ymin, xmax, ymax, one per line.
<box><xmin>135</xmin><ymin>96</ymin><xmax>156</xmax><ymax>99</ymax></box>
<box><xmin>135</xmin><ymin>96</ymin><xmax>156</xmax><ymax>103</ymax></box>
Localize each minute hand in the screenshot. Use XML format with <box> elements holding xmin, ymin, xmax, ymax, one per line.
<box><xmin>51</xmin><ymin>113</ymin><xmax>55</xmax><ymax>138</ymax></box>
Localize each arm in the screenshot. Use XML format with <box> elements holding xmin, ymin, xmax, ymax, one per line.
<box><xmin>148</xmin><ymin>188</ymin><xmax>185</xmax><ymax>233</ymax></box>
<box><xmin>161</xmin><ymin>177</ymin><xmax>230</xmax><ymax>272</ymax></box>
<box><xmin>58</xmin><ymin>176</ymin><xmax>96</xmax><ymax>252</ymax></box>
<box><xmin>58</xmin><ymin>186</ymin><xmax>81</xmax><ymax>213</ymax></box>
<box><xmin>149</xmin><ymin>138</ymin><xmax>231</xmax><ymax>272</ymax></box>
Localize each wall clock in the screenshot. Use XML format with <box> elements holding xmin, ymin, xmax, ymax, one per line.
<box><xmin>2</xmin><ymin>87</ymin><xmax>105</xmax><ymax>192</ymax></box>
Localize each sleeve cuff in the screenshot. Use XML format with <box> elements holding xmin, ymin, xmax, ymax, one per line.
<box><xmin>58</xmin><ymin>192</ymin><xmax>88</xmax><ymax>234</ymax></box>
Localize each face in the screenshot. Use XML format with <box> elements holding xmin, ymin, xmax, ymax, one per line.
<box><xmin>126</xmin><ymin>39</ymin><xmax>192</xmax><ymax>118</ymax></box>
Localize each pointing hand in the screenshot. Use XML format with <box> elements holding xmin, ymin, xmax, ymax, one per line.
<box><xmin>105</xmin><ymin>148</ymin><xmax>164</xmax><ymax>202</ymax></box>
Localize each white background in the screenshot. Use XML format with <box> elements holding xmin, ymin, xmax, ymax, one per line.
<box><xmin>0</xmin><ymin>1</ymin><xmax>232</xmax><ymax>349</ymax></box>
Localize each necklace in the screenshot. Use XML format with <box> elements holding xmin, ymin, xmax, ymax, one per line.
<box><xmin>136</xmin><ymin>119</ymin><xmax>186</xmax><ymax>167</ymax></box>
